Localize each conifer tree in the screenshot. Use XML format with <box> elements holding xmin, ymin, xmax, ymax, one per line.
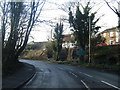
<box><xmin>53</xmin><ymin>22</ymin><xmax>64</xmax><ymax>61</ymax></box>
<box><xmin>69</xmin><ymin>2</ymin><xmax>101</xmax><ymax>63</ymax></box>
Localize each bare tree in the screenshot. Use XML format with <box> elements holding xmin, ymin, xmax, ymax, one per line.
<box><xmin>1</xmin><ymin>0</ymin><xmax>46</xmax><ymax>74</ymax></box>
<box><xmin>104</xmin><ymin>0</ymin><xmax>120</xmax><ymax>26</ymax></box>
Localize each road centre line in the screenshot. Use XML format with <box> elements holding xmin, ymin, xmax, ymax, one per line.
<box><xmin>79</xmin><ymin>72</ymin><xmax>93</xmax><ymax>78</ymax></box>
<box><xmin>101</xmin><ymin>80</ymin><xmax>120</xmax><ymax>90</ymax></box>
<box><xmin>83</xmin><ymin>73</ymin><xmax>93</xmax><ymax>77</ymax></box>
<box><xmin>69</xmin><ymin>71</ymin><xmax>78</xmax><ymax>77</ymax></box>
<box><xmin>81</xmin><ymin>80</ymin><xmax>90</xmax><ymax>90</ymax></box>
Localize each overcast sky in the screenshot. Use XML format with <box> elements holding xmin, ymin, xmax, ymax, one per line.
<box><xmin>29</xmin><ymin>0</ymin><xmax>119</xmax><ymax>42</ymax></box>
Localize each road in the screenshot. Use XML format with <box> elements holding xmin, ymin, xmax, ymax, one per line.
<box><xmin>20</xmin><ymin>59</ymin><xmax>120</xmax><ymax>89</ymax></box>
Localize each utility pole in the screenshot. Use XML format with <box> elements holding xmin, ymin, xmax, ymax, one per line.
<box><xmin>51</xmin><ymin>29</ymin><xmax>52</xmax><ymax>41</ymax></box>
<box><xmin>89</xmin><ymin>16</ymin><xmax>91</xmax><ymax>63</ymax></box>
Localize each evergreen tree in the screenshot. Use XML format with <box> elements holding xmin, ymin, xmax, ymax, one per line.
<box><xmin>53</xmin><ymin>22</ymin><xmax>64</xmax><ymax>61</ymax></box>
<box><xmin>69</xmin><ymin>2</ymin><xmax>101</xmax><ymax>63</ymax></box>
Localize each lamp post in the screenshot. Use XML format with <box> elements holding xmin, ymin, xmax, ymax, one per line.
<box><xmin>89</xmin><ymin>16</ymin><xmax>91</xmax><ymax>63</ymax></box>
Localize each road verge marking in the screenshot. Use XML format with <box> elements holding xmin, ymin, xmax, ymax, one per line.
<box><xmin>25</xmin><ymin>72</ymin><xmax>37</xmax><ymax>86</ymax></box>
<box><xmin>101</xmin><ymin>80</ymin><xmax>120</xmax><ymax>90</ymax></box>
<box><xmin>81</xmin><ymin>80</ymin><xmax>90</xmax><ymax>90</ymax></box>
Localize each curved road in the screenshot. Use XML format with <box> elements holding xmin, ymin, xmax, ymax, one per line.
<box><xmin>20</xmin><ymin>59</ymin><xmax>120</xmax><ymax>89</ymax></box>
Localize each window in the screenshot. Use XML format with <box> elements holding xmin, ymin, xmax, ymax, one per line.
<box><xmin>116</xmin><ymin>38</ymin><xmax>119</xmax><ymax>42</ymax></box>
<box><xmin>109</xmin><ymin>40</ymin><xmax>114</xmax><ymax>45</ymax></box>
<box><xmin>103</xmin><ymin>33</ymin><xmax>106</xmax><ymax>37</ymax></box>
<box><xmin>110</xmin><ymin>32</ymin><xmax>114</xmax><ymax>37</ymax></box>
<box><xmin>115</xmin><ymin>32</ymin><xmax>119</xmax><ymax>42</ymax></box>
<box><xmin>116</xmin><ymin>32</ymin><xmax>119</xmax><ymax>37</ymax></box>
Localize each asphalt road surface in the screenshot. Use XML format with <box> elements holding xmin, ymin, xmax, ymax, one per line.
<box><xmin>20</xmin><ymin>59</ymin><xmax>120</xmax><ymax>89</ymax></box>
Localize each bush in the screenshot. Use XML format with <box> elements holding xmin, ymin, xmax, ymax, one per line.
<box><xmin>93</xmin><ymin>45</ymin><xmax>120</xmax><ymax>65</ymax></box>
<box><xmin>45</xmin><ymin>42</ymin><xmax>54</xmax><ymax>58</ymax></box>
<box><xmin>107</xmin><ymin>57</ymin><xmax>117</xmax><ymax>65</ymax></box>
<box><xmin>94</xmin><ymin>55</ymin><xmax>107</xmax><ymax>64</ymax></box>
<box><xmin>59</xmin><ymin>48</ymin><xmax>68</xmax><ymax>61</ymax></box>
<box><xmin>20</xmin><ymin>50</ymin><xmax>47</xmax><ymax>60</ymax></box>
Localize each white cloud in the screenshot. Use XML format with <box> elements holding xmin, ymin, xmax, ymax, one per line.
<box><xmin>30</xmin><ymin>0</ymin><xmax>119</xmax><ymax>42</ymax></box>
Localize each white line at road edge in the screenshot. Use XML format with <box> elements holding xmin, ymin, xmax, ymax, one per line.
<box><xmin>81</xmin><ymin>80</ymin><xmax>90</xmax><ymax>90</ymax></box>
<box><xmin>25</xmin><ymin>72</ymin><xmax>37</xmax><ymax>86</ymax></box>
<box><xmin>101</xmin><ymin>80</ymin><xmax>120</xmax><ymax>90</ymax></box>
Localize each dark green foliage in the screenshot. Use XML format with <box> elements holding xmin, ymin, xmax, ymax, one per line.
<box><xmin>93</xmin><ymin>45</ymin><xmax>120</xmax><ymax>65</ymax></box>
<box><xmin>59</xmin><ymin>48</ymin><xmax>68</xmax><ymax>61</ymax></box>
<box><xmin>46</xmin><ymin>42</ymin><xmax>68</xmax><ymax>61</ymax></box>
<box><xmin>53</xmin><ymin>22</ymin><xmax>64</xmax><ymax>60</ymax></box>
<box><xmin>90</xmin><ymin>34</ymin><xmax>106</xmax><ymax>54</ymax></box>
<box><xmin>68</xmin><ymin>2</ymin><xmax>101</xmax><ymax>63</ymax></box>
<box><xmin>46</xmin><ymin>42</ymin><xmax>54</xmax><ymax>58</ymax></box>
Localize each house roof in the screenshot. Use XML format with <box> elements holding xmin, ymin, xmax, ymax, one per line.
<box><xmin>101</xmin><ymin>26</ymin><xmax>120</xmax><ymax>33</ymax></box>
<box><xmin>63</xmin><ymin>34</ymin><xmax>73</xmax><ymax>41</ymax></box>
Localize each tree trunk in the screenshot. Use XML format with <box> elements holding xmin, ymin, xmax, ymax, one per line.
<box><xmin>2</xmin><ymin>48</ymin><xmax>20</xmax><ymax>75</ymax></box>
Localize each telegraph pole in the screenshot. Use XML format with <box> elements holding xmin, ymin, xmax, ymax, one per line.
<box><xmin>89</xmin><ymin>16</ymin><xmax>91</xmax><ymax>63</ymax></box>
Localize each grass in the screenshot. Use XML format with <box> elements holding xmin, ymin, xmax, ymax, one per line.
<box><xmin>20</xmin><ymin>49</ymin><xmax>47</xmax><ymax>60</ymax></box>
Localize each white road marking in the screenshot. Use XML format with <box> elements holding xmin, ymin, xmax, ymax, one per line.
<box><xmin>83</xmin><ymin>73</ymin><xmax>93</xmax><ymax>77</ymax></box>
<box><xmin>79</xmin><ymin>72</ymin><xmax>93</xmax><ymax>77</ymax></box>
<box><xmin>101</xmin><ymin>80</ymin><xmax>120</xmax><ymax>90</ymax></box>
<box><xmin>69</xmin><ymin>71</ymin><xmax>78</xmax><ymax>77</ymax></box>
<box><xmin>81</xmin><ymin>80</ymin><xmax>90</xmax><ymax>90</ymax></box>
<box><xmin>25</xmin><ymin>72</ymin><xmax>37</xmax><ymax>85</ymax></box>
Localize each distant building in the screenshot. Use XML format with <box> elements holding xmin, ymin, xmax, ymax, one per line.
<box><xmin>27</xmin><ymin>41</ymin><xmax>48</xmax><ymax>50</ymax></box>
<box><xmin>101</xmin><ymin>27</ymin><xmax>120</xmax><ymax>45</ymax></box>
<box><xmin>62</xmin><ymin>34</ymin><xmax>78</xmax><ymax>48</ymax></box>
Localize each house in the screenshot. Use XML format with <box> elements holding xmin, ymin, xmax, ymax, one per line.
<box><xmin>101</xmin><ymin>27</ymin><xmax>120</xmax><ymax>45</ymax></box>
<box><xmin>62</xmin><ymin>34</ymin><xmax>78</xmax><ymax>48</ymax></box>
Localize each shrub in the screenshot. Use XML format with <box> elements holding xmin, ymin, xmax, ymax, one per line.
<box><xmin>45</xmin><ymin>42</ymin><xmax>54</xmax><ymax>58</ymax></box>
<box><xmin>107</xmin><ymin>57</ymin><xmax>117</xmax><ymax>65</ymax></box>
<box><xmin>59</xmin><ymin>48</ymin><xmax>68</xmax><ymax>61</ymax></box>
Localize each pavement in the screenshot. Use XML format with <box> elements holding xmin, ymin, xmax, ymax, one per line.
<box><xmin>2</xmin><ymin>62</ymin><xmax>36</xmax><ymax>89</ymax></box>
